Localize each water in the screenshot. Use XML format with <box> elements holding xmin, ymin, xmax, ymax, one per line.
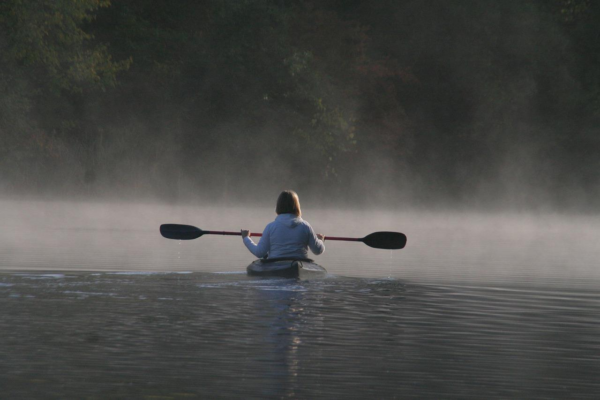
<box><xmin>0</xmin><ymin>200</ymin><xmax>599</xmax><ymax>398</ymax></box>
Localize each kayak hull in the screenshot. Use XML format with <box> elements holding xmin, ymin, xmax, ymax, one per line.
<box><xmin>246</xmin><ymin>258</ymin><xmax>327</xmax><ymax>278</ymax></box>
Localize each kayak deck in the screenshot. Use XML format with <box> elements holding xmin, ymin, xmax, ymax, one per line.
<box><xmin>246</xmin><ymin>258</ymin><xmax>327</xmax><ymax>278</ymax></box>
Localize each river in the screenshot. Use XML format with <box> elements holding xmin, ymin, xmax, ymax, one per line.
<box><xmin>0</xmin><ymin>200</ymin><xmax>598</xmax><ymax>398</ymax></box>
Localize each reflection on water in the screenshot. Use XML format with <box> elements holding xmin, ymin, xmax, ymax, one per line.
<box><xmin>0</xmin><ymin>271</ymin><xmax>598</xmax><ymax>399</ymax></box>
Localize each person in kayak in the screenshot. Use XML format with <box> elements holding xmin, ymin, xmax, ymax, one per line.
<box><xmin>241</xmin><ymin>190</ymin><xmax>325</xmax><ymax>259</ymax></box>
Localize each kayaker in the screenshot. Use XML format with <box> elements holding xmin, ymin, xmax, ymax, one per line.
<box><xmin>241</xmin><ymin>190</ymin><xmax>325</xmax><ymax>259</ymax></box>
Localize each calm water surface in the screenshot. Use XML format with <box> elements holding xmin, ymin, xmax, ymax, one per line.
<box><xmin>1</xmin><ymin>201</ymin><xmax>599</xmax><ymax>398</ymax></box>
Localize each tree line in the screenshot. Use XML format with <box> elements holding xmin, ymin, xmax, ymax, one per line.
<box><xmin>1</xmin><ymin>0</ymin><xmax>598</xmax><ymax>208</ymax></box>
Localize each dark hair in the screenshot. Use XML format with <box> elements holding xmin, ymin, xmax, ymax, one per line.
<box><xmin>276</xmin><ymin>190</ymin><xmax>302</xmax><ymax>217</ymax></box>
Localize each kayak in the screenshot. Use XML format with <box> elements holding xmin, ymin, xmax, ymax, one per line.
<box><xmin>246</xmin><ymin>258</ymin><xmax>327</xmax><ymax>278</ymax></box>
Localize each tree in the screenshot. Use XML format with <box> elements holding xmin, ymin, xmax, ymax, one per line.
<box><xmin>0</xmin><ymin>0</ymin><xmax>129</xmax><ymax>193</ymax></box>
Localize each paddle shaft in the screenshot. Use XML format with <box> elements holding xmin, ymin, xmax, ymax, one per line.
<box><xmin>205</xmin><ymin>231</ymin><xmax>262</xmax><ymax>237</ymax></box>
<box><xmin>204</xmin><ymin>230</ymin><xmax>360</xmax><ymax>242</ymax></box>
<box><xmin>322</xmin><ymin>236</ymin><xmax>361</xmax><ymax>242</ymax></box>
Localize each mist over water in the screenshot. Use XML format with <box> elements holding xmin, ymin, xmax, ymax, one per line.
<box><xmin>2</xmin><ymin>199</ymin><xmax>600</xmax><ymax>398</ymax></box>
<box><xmin>1</xmin><ymin>199</ymin><xmax>598</xmax><ymax>289</ymax></box>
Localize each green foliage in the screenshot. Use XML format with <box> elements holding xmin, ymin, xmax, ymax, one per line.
<box><xmin>560</xmin><ymin>0</ymin><xmax>591</xmax><ymax>22</ymax></box>
<box><xmin>0</xmin><ymin>0</ymin><xmax>130</xmax><ymax>191</ymax></box>
<box><xmin>0</xmin><ymin>0</ymin><xmax>129</xmax><ymax>92</ymax></box>
<box><xmin>0</xmin><ymin>0</ymin><xmax>599</xmax><ymax>207</ymax></box>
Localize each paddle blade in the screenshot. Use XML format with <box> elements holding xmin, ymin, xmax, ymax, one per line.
<box><xmin>160</xmin><ymin>224</ymin><xmax>203</xmax><ymax>240</ymax></box>
<box><xmin>362</xmin><ymin>231</ymin><xmax>407</xmax><ymax>250</ymax></box>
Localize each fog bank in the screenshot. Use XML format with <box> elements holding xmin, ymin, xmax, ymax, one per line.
<box><xmin>1</xmin><ymin>200</ymin><xmax>598</xmax><ymax>290</ymax></box>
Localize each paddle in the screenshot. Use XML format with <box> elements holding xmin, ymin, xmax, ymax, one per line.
<box><xmin>160</xmin><ymin>224</ymin><xmax>407</xmax><ymax>250</ymax></box>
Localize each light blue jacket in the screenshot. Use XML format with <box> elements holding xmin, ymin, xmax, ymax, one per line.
<box><xmin>243</xmin><ymin>213</ymin><xmax>325</xmax><ymax>259</ymax></box>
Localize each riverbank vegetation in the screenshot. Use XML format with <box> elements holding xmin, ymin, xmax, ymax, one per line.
<box><xmin>1</xmin><ymin>0</ymin><xmax>598</xmax><ymax>209</ymax></box>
